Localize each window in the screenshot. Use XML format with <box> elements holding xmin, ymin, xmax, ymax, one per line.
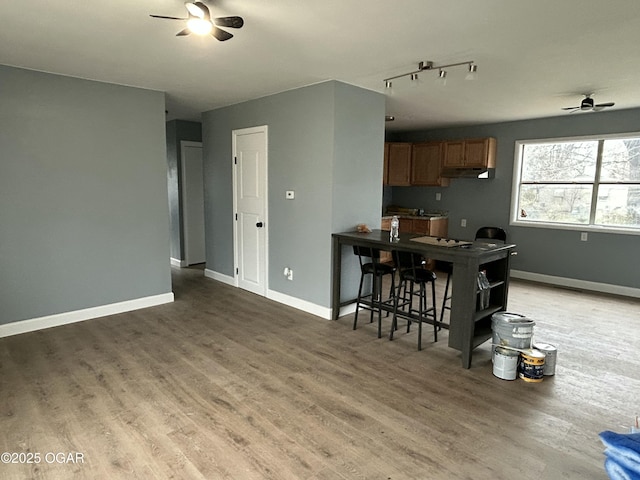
<box><xmin>511</xmin><ymin>134</ymin><xmax>640</xmax><ymax>233</ymax></box>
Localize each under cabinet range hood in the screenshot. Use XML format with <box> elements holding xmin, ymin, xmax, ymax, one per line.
<box><xmin>441</xmin><ymin>167</ymin><xmax>495</xmax><ymax>179</ymax></box>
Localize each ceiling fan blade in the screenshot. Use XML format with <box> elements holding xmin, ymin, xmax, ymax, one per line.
<box><xmin>595</xmin><ymin>102</ymin><xmax>615</xmax><ymax>108</ymax></box>
<box><xmin>211</xmin><ymin>27</ymin><xmax>233</xmax><ymax>41</ymax></box>
<box><xmin>176</xmin><ymin>28</ymin><xmax>191</xmax><ymax>36</ymax></box>
<box><xmin>214</xmin><ymin>16</ymin><xmax>244</xmax><ymax>28</ymax></box>
<box><xmin>150</xmin><ymin>15</ymin><xmax>187</xmax><ymax>20</ymax></box>
<box><xmin>561</xmin><ymin>106</ymin><xmax>579</xmax><ymax>110</ymax></box>
<box><xmin>192</xmin><ymin>2</ymin><xmax>211</xmax><ymax>19</ymax></box>
<box><xmin>185</xmin><ymin>2</ymin><xmax>206</xmax><ymax>19</ymax></box>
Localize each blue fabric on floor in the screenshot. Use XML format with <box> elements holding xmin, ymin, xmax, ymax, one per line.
<box><xmin>605</xmin><ymin>457</ymin><xmax>638</xmax><ymax>480</ymax></box>
<box><xmin>600</xmin><ymin>431</ymin><xmax>640</xmax><ymax>480</ymax></box>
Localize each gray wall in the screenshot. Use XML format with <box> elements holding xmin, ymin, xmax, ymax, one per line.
<box><xmin>202</xmin><ymin>81</ymin><xmax>385</xmax><ymax>308</ymax></box>
<box><xmin>388</xmin><ymin>108</ymin><xmax>640</xmax><ymax>289</ymax></box>
<box><xmin>166</xmin><ymin>120</ymin><xmax>202</xmax><ymax>261</ymax></box>
<box><xmin>0</xmin><ymin>65</ymin><xmax>172</xmax><ymax>325</ymax></box>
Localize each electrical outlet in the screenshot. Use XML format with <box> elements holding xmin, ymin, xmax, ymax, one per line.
<box><xmin>581</xmin><ymin>232</ymin><xmax>588</xmax><ymax>241</ymax></box>
<box><xmin>461</xmin><ymin>219</ymin><xmax>467</xmax><ymax>227</ymax></box>
<box><xmin>435</xmin><ymin>192</ymin><xmax>441</xmax><ymax>201</ymax></box>
<box><xmin>284</xmin><ymin>267</ymin><xmax>293</xmax><ymax>280</ymax></box>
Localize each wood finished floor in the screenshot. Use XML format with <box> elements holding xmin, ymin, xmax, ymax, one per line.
<box><xmin>1</xmin><ymin>266</ymin><xmax>639</xmax><ymax>479</ymax></box>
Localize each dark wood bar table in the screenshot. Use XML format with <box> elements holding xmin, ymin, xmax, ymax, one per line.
<box><xmin>331</xmin><ymin>229</ymin><xmax>516</xmax><ymax>368</ymax></box>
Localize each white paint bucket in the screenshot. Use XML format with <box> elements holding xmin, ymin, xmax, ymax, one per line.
<box><xmin>534</xmin><ymin>343</ymin><xmax>557</xmax><ymax>375</ymax></box>
<box><xmin>493</xmin><ymin>346</ymin><xmax>519</xmax><ymax>380</ymax></box>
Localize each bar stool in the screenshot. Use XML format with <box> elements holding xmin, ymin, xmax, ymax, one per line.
<box><xmin>440</xmin><ymin>227</ymin><xmax>507</xmax><ymax>325</ymax></box>
<box><xmin>390</xmin><ymin>250</ymin><xmax>438</xmax><ymax>350</ymax></box>
<box><xmin>352</xmin><ymin>245</ymin><xmax>396</xmax><ymax>338</ymax></box>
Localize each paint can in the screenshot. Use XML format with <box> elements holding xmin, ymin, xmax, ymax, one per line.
<box><xmin>493</xmin><ymin>347</ymin><xmax>519</xmax><ymax>380</ymax></box>
<box><xmin>534</xmin><ymin>343</ymin><xmax>557</xmax><ymax>375</ymax></box>
<box><xmin>491</xmin><ymin>312</ymin><xmax>535</xmax><ymax>355</ymax></box>
<box><xmin>519</xmin><ymin>349</ymin><xmax>546</xmax><ymax>383</ymax></box>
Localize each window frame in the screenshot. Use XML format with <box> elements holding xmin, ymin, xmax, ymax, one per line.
<box><xmin>510</xmin><ymin>132</ymin><xmax>640</xmax><ymax>236</ymax></box>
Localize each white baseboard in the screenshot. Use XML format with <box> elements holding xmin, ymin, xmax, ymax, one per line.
<box><xmin>170</xmin><ymin>257</ymin><xmax>187</xmax><ymax>267</ymax></box>
<box><xmin>204</xmin><ymin>269</ymin><xmax>236</xmax><ymax>286</ymax></box>
<box><xmin>0</xmin><ymin>292</ymin><xmax>175</xmax><ymax>339</ymax></box>
<box><xmin>202</xmin><ymin>269</ymin><xmax>356</xmax><ymax>319</ymax></box>
<box><xmin>338</xmin><ymin>303</ymin><xmax>357</xmax><ymax>318</ymax></box>
<box><xmin>267</xmin><ymin>290</ymin><xmax>331</xmax><ymax>319</ymax></box>
<box><xmin>510</xmin><ymin>270</ymin><xmax>640</xmax><ymax>299</ymax></box>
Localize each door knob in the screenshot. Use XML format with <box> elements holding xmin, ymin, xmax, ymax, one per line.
<box><xmin>256</xmin><ymin>222</ymin><xmax>264</xmax><ymax>228</ymax></box>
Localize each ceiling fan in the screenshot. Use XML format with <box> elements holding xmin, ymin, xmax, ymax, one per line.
<box><xmin>562</xmin><ymin>94</ymin><xmax>615</xmax><ymax>113</ymax></box>
<box><xmin>150</xmin><ymin>1</ymin><xmax>244</xmax><ymax>41</ymax></box>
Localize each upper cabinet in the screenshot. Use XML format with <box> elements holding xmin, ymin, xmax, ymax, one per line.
<box><xmin>384</xmin><ymin>142</ymin><xmax>412</xmax><ymax>186</ymax></box>
<box><xmin>443</xmin><ymin>137</ymin><xmax>496</xmax><ymax>169</ymax></box>
<box><xmin>384</xmin><ymin>137</ymin><xmax>496</xmax><ymax>185</ymax></box>
<box><xmin>384</xmin><ymin>141</ymin><xmax>448</xmax><ymax>187</ymax></box>
<box><xmin>411</xmin><ymin>142</ymin><xmax>450</xmax><ymax>187</ymax></box>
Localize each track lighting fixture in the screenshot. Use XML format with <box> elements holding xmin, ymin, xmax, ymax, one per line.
<box><xmin>383</xmin><ymin>60</ymin><xmax>477</xmax><ymax>90</ymax></box>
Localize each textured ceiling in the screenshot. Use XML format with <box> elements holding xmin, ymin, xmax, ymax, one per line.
<box><xmin>2</xmin><ymin>0</ymin><xmax>640</xmax><ymax>131</ymax></box>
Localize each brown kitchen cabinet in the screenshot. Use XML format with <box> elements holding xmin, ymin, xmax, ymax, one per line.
<box><xmin>443</xmin><ymin>138</ymin><xmax>496</xmax><ymax>169</ymax></box>
<box><xmin>380</xmin><ymin>216</ymin><xmax>449</xmax><ymax>263</ymax></box>
<box><xmin>411</xmin><ymin>142</ymin><xmax>449</xmax><ymax>187</ymax></box>
<box><xmin>398</xmin><ymin>218</ymin><xmax>414</xmax><ymax>233</ymax></box>
<box><xmin>428</xmin><ymin>217</ymin><xmax>449</xmax><ymax>238</ymax></box>
<box><xmin>443</xmin><ymin>140</ymin><xmax>466</xmax><ymax>168</ymax></box>
<box><xmin>411</xmin><ymin>218</ymin><xmax>430</xmax><ymax>235</ymax></box>
<box><xmin>384</xmin><ymin>142</ymin><xmax>412</xmax><ymax>186</ymax></box>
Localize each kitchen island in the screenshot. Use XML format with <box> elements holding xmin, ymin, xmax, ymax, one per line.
<box><xmin>331</xmin><ymin>229</ymin><xmax>516</xmax><ymax>368</ymax></box>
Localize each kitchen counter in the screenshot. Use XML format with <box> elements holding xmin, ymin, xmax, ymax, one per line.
<box><xmin>331</xmin><ymin>229</ymin><xmax>516</xmax><ymax>368</ymax></box>
<box><xmin>382</xmin><ymin>214</ymin><xmax>448</xmax><ymax>240</ymax></box>
<box><xmin>382</xmin><ymin>214</ymin><xmax>448</xmax><ymax>220</ymax></box>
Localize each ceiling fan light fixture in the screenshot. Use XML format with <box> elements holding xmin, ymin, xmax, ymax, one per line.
<box><xmin>187</xmin><ymin>18</ymin><xmax>213</xmax><ymax>35</ymax></box>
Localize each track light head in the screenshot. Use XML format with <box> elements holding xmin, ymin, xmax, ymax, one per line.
<box><xmin>466</xmin><ymin>63</ymin><xmax>478</xmax><ymax>80</ymax></box>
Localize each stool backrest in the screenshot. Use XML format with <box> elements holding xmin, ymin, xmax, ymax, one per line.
<box><xmin>393</xmin><ymin>250</ymin><xmax>424</xmax><ymax>278</ymax></box>
<box><xmin>352</xmin><ymin>245</ymin><xmax>381</xmax><ymax>260</ymax></box>
<box><xmin>475</xmin><ymin>226</ymin><xmax>507</xmax><ymax>243</ymax></box>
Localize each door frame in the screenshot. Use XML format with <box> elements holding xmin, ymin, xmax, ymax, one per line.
<box><xmin>232</xmin><ymin>125</ymin><xmax>269</xmax><ymax>294</ymax></box>
<box><xmin>180</xmin><ymin>140</ymin><xmax>205</xmax><ymax>266</ymax></box>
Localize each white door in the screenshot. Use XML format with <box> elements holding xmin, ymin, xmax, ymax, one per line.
<box><xmin>233</xmin><ymin>126</ymin><xmax>268</xmax><ymax>296</ymax></box>
<box><xmin>181</xmin><ymin>141</ymin><xmax>206</xmax><ymax>265</ymax></box>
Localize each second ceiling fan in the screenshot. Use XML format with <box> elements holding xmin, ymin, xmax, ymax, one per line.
<box><xmin>562</xmin><ymin>94</ymin><xmax>615</xmax><ymax>113</ymax></box>
<box><xmin>150</xmin><ymin>1</ymin><xmax>244</xmax><ymax>41</ymax></box>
